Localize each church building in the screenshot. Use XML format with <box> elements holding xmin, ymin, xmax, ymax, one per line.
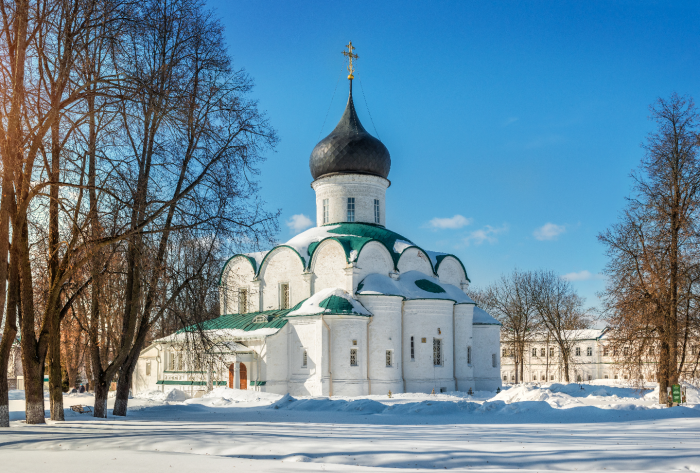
<box><xmin>134</xmin><ymin>44</ymin><xmax>502</xmax><ymax>397</ymax></box>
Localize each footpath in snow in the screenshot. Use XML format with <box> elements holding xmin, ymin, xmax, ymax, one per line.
<box><xmin>2</xmin><ymin>381</ymin><xmax>700</xmax><ymax>472</ymax></box>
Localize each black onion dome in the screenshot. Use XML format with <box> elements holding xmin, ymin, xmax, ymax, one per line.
<box><xmin>310</xmin><ymin>83</ymin><xmax>391</xmax><ymax>180</ymax></box>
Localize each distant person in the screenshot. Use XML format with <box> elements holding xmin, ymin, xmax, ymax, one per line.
<box><xmin>79</xmin><ymin>384</ymin><xmax>85</xmax><ymax>394</ymax></box>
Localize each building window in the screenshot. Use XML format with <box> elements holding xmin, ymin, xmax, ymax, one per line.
<box><xmin>588</xmin><ymin>374</ymin><xmax>592</xmax><ymax>381</ymax></box>
<box><xmin>575</xmin><ymin>346</ymin><xmax>581</xmax><ymax>356</ymax></box>
<box><xmin>177</xmin><ymin>353</ymin><xmax>183</xmax><ymax>371</ymax></box>
<box><xmin>302</xmin><ymin>349</ymin><xmax>308</xmax><ymax>368</ymax></box>
<box><xmin>603</xmin><ymin>346</ymin><xmax>609</xmax><ymax>356</ymax></box>
<box><xmin>492</xmin><ymin>354</ymin><xmax>498</xmax><ymax>368</ymax></box>
<box><xmin>352</xmin><ymin>339</ymin><xmax>357</xmax><ymax>346</ymax></box>
<box><xmin>549</xmin><ymin>347</ymin><xmax>554</xmax><ymax>357</ymax></box>
<box><xmin>587</xmin><ymin>346</ymin><xmax>593</xmax><ymax>356</ymax></box>
<box><xmin>280</xmin><ymin>283</ymin><xmax>290</xmax><ymax>309</ymax></box>
<box><xmin>540</xmin><ymin>348</ymin><xmax>546</xmax><ymax>357</ymax></box>
<box><xmin>433</xmin><ymin>338</ymin><xmax>442</xmax><ymax>366</ymax></box>
<box><xmin>541</xmin><ymin>374</ymin><xmax>546</xmax><ymax>381</ymax></box>
<box><xmin>374</xmin><ymin>199</ymin><xmax>380</xmax><ymax>224</ymax></box>
<box><xmin>410</xmin><ymin>336</ymin><xmax>415</xmax><ymax>360</ymax></box>
<box><xmin>503</xmin><ymin>375</ymin><xmax>507</xmax><ymax>381</ymax></box>
<box><xmin>347</xmin><ymin>197</ymin><xmax>355</xmax><ymax>222</ymax></box>
<box><xmin>576</xmin><ymin>374</ymin><xmax>582</xmax><ymax>382</ymax></box>
<box><xmin>238</xmin><ymin>288</ymin><xmax>248</xmax><ymax>314</ymax></box>
<box><xmin>323</xmin><ymin>199</ymin><xmax>329</xmax><ymax>224</ymax></box>
<box><xmin>146</xmin><ymin>361</ymin><xmax>151</xmax><ymax>376</ymax></box>
<box><xmin>502</xmin><ymin>348</ymin><xmax>506</xmax><ymax>357</ymax></box>
<box><xmin>169</xmin><ymin>352</ymin><xmax>175</xmax><ymax>371</ymax></box>
<box><xmin>386</xmin><ymin>350</ymin><xmax>392</xmax><ymax>367</ymax></box>
<box><xmin>350</xmin><ymin>349</ymin><xmax>358</xmax><ymax>366</ymax></box>
<box><xmin>604</xmin><ymin>374</ymin><xmax>609</xmax><ymax>379</ymax></box>
<box><xmin>467</xmin><ymin>346</ymin><xmax>472</xmax><ymax>365</ymax></box>
<box><xmin>550</xmin><ymin>374</ymin><xmax>554</xmax><ymax>380</ymax></box>
<box><xmin>623</xmin><ymin>347</ymin><xmax>628</xmax><ymax>356</ymax></box>
<box><xmin>532</xmin><ymin>347</ymin><xmax>537</xmax><ymax>357</ymax></box>
<box><xmin>648</xmin><ymin>347</ymin><xmax>654</xmax><ymax>356</ymax></box>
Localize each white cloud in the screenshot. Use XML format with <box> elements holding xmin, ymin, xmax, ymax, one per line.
<box><xmin>561</xmin><ymin>270</ymin><xmax>605</xmax><ymax>282</ymax></box>
<box><xmin>428</xmin><ymin>214</ymin><xmax>472</xmax><ymax>230</ymax></box>
<box><xmin>533</xmin><ymin>223</ymin><xmax>566</xmax><ymax>241</ymax></box>
<box><xmin>463</xmin><ymin>224</ymin><xmax>509</xmax><ymax>246</ymax></box>
<box><xmin>286</xmin><ymin>214</ymin><xmax>313</xmax><ymax>234</ymax></box>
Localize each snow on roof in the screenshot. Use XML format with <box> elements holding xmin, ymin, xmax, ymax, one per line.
<box><xmin>284</xmin><ymin>225</ymin><xmax>349</xmax><ymax>266</ymax></box>
<box><xmin>512</xmin><ymin>329</ymin><xmax>608</xmax><ymax>341</ymax></box>
<box><xmin>357</xmin><ymin>270</ymin><xmax>475</xmax><ymax>304</ymax></box>
<box><xmin>287</xmin><ymin>288</ymin><xmax>371</xmax><ymax>317</ymax></box>
<box><xmin>243</xmin><ymin>251</ymin><xmax>268</xmax><ymax>271</ymax></box>
<box><xmin>159</xmin><ymin>327</ymin><xmax>282</xmax><ymax>344</ymax></box>
<box><xmin>472</xmin><ymin>306</ymin><xmax>501</xmax><ymax>326</ymax></box>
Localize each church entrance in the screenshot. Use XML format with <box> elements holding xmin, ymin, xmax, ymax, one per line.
<box><xmin>239</xmin><ymin>363</ymin><xmax>247</xmax><ymax>390</ymax></box>
<box><xmin>227</xmin><ymin>363</ymin><xmax>248</xmax><ymax>390</ymax></box>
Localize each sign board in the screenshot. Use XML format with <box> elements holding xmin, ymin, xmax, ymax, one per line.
<box><xmin>672</xmin><ymin>384</ymin><xmax>681</xmax><ymax>404</ymax></box>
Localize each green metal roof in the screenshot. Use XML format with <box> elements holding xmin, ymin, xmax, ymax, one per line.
<box><xmin>414</xmin><ymin>279</ymin><xmax>446</xmax><ymax>294</ymax></box>
<box><xmin>178</xmin><ymin>309</ymin><xmax>292</xmax><ymax>333</ymax></box>
<box><xmin>287</xmin><ymin>294</ymin><xmax>371</xmax><ymax>317</ymax></box>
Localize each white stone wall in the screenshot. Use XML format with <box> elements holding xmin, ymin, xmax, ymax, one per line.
<box><xmin>473</xmin><ymin>325</ymin><xmax>502</xmax><ymax>391</ymax></box>
<box><xmin>326</xmin><ymin>315</ymin><xmax>370</xmax><ymax>396</ymax></box>
<box><xmin>437</xmin><ymin>256</ymin><xmax>467</xmax><ymax>288</ymax></box>
<box><xmin>397</xmin><ymin>248</ymin><xmax>434</xmax><ymax>276</ymax></box>
<box><xmin>358</xmin><ymin>295</ymin><xmax>404</xmax><ymax>395</ymax></box>
<box><xmin>355</xmin><ymin>241</ymin><xmax>394</xmax><ymax>285</ymax></box>
<box><xmin>287</xmin><ymin>317</ymin><xmax>326</xmax><ymax>396</ymax></box>
<box><xmin>133</xmin><ymin>345</ymin><xmax>160</xmax><ymax>393</ymax></box>
<box><xmin>311</xmin><ymin>239</ymin><xmax>348</xmax><ymax>294</ymax></box>
<box><xmin>402</xmin><ymin>299</ymin><xmax>456</xmax><ymax>393</ymax></box>
<box><xmin>311</xmin><ymin>174</ymin><xmax>389</xmax><ymax>226</ymax></box>
<box><xmin>221</xmin><ymin>256</ymin><xmax>256</xmax><ymax>314</ymax></box>
<box><xmin>453</xmin><ymin>304</ymin><xmax>475</xmax><ymax>392</ymax></box>
<box><xmin>253</xmin><ymin>332</ymin><xmax>289</xmax><ymax>394</ymax></box>
<box><xmin>259</xmin><ymin>247</ymin><xmax>306</xmax><ymax>310</ymax></box>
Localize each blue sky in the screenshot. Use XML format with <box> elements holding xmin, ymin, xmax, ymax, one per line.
<box><xmin>208</xmin><ymin>0</ymin><xmax>700</xmax><ymax>311</ymax></box>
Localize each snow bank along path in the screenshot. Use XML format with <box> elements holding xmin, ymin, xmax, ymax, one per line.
<box><xmin>3</xmin><ymin>382</ymin><xmax>700</xmax><ymax>472</ymax></box>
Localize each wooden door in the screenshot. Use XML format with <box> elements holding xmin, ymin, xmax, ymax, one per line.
<box><xmin>240</xmin><ymin>363</ymin><xmax>247</xmax><ymax>390</ymax></box>
<box><xmin>228</xmin><ymin>364</ymin><xmax>234</xmax><ymax>388</ymax></box>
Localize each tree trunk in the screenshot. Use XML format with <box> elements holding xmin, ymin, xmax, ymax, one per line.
<box><xmin>93</xmin><ymin>377</ymin><xmax>109</xmax><ymax>418</ymax></box>
<box><xmin>113</xmin><ymin>365</ymin><xmax>134</xmax><ymax>416</ymax></box>
<box><xmin>48</xmin><ymin>315</ymin><xmax>64</xmax><ymax>421</ymax></box>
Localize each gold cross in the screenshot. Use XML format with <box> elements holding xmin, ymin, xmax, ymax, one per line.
<box><xmin>342</xmin><ymin>41</ymin><xmax>359</xmax><ymax>80</ymax></box>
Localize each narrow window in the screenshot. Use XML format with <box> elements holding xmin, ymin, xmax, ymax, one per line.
<box><xmin>492</xmin><ymin>353</ymin><xmax>497</xmax><ymax>368</ymax></box>
<box><xmin>302</xmin><ymin>349</ymin><xmax>308</xmax><ymax>368</ymax></box>
<box><xmin>502</xmin><ymin>348</ymin><xmax>506</xmax><ymax>357</ymax></box>
<box><xmin>169</xmin><ymin>352</ymin><xmax>175</xmax><ymax>371</ymax></box>
<box><xmin>540</xmin><ymin>348</ymin><xmax>546</xmax><ymax>357</ymax></box>
<box><xmin>550</xmin><ymin>374</ymin><xmax>554</xmax><ymax>381</ymax></box>
<box><xmin>146</xmin><ymin>361</ymin><xmax>151</xmax><ymax>376</ymax></box>
<box><xmin>587</xmin><ymin>346</ymin><xmax>593</xmax><ymax>356</ymax></box>
<box><xmin>532</xmin><ymin>347</ymin><xmax>537</xmax><ymax>357</ymax></box>
<box><xmin>541</xmin><ymin>374</ymin><xmax>546</xmax><ymax>381</ymax></box>
<box><xmin>350</xmin><ymin>348</ymin><xmax>358</xmax><ymax>366</ymax></box>
<box><xmin>503</xmin><ymin>375</ymin><xmax>507</xmax><ymax>381</ymax></box>
<box><xmin>603</xmin><ymin>346</ymin><xmax>609</xmax><ymax>356</ymax></box>
<box><xmin>280</xmin><ymin>283</ymin><xmax>290</xmax><ymax>309</ymax></box>
<box><xmin>467</xmin><ymin>346</ymin><xmax>472</xmax><ymax>365</ymax></box>
<box><xmin>604</xmin><ymin>374</ymin><xmax>609</xmax><ymax>379</ymax></box>
<box><xmin>177</xmin><ymin>353</ymin><xmax>183</xmax><ymax>371</ymax></box>
<box><xmin>238</xmin><ymin>288</ymin><xmax>248</xmax><ymax>314</ymax></box>
<box><xmin>323</xmin><ymin>198</ymin><xmax>329</xmax><ymax>224</ymax></box>
<box><xmin>374</xmin><ymin>199</ymin><xmax>380</xmax><ymax>224</ymax></box>
<box><xmin>623</xmin><ymin>347</ymin><xmax>628</xmax><ymax>356</ymax></box>
<box><xmin>410</xmin><ymin>336</ymin><xmax>415</xmax><ymax>360</ymax></box>
<box><xmin>347</xmin><ymin>197</ymin><xmax>355</xmax><ymax>222</ymax></box>
<box><xmin>587</xmin><ymin>374</ymin><xmax>592</xmax><ymax>381</ymax></box>
<box><xmin>648</xmin><ymin>347</ymin><xmax>654</xmax><ymax>356</ymax></box>
<box><xmin>549</xmin><ymin>347</ymin><xmax>554</xmax><ymax>357</ymax></box>
<box><xmin>386</xmin><ymin>350</ymin><xmax>392</xmax><ymax>367</ymax></box>
<box><xmin>575</xmin><ymin>346</ymin><xmax>581</xmax><ymax>356</ymax></box>
<box><xmin>433</xmin><ymin>338</ymin><xmax>442</xmax><ymax>366</ymax></box>
<box><xmin>577</xmin><ymin>374</ymin><xmax>582</xmax><ymax>382</ymax></box>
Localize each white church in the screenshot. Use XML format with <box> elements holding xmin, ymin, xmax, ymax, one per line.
<box><xmin>134</xmin><ymin>54</ymin><xmax>502</xmax><ymax>397</ymax></box>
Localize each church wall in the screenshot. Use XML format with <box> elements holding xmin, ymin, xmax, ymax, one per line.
<box><xmin>355</xmin><ymin>241</ymin><xmax>394</xmax><ymax>287</ymax></box>
<box><xmin>133</xmin><ymin>345</ymin><xmax>160</xmax><ymax>394</ymax></box>
<box><xmin>473</xmin><ymin>325</ymin><xmax>503</xmax><ymax>391</ymax></box>
<box><xmin>311</xmin><ymin>239</ymin><xmax>348</xmax><ymax>295</ymax></box>
<box><xmin>397</xmin><ymin>248</ymin><xmax>434</xmax><ymax>276</ymax></box>
<box><xmin>221</xmin><ymin>256</ymin><xmax>256</xmax><ymax>314</ymax></box>
<box><xmin>287</xmin><ymin>317</ymin><xmax>326</xmax><ymax>396</ymax></box>
<box><xmin>357</xmin><ymin>295</ymin><xmax>404</xmax><ymax>394</ymax></box>
<box><xmin>402</xmin><ymin>299</ymin><xmax>456</xmax><ymax>393</ymax></box>
<box><xmin>437</xmin><ymin>257</ymin><xmax>467</xmax><ymax>289</ymax></box>
<box><xmin>326</xmin><ymin>315</ymin><xmax>370</xmax><ymax>396</ymax></box>
<box><xmin>259</xmin><ymin>247</ymin><xmax>305</xmax><ymax>311</ymax></box>
<box><xmin>453</xmin><ymin>304</ymin><xmax>475</xmax><ymax>392</ymax></box>
<box><xmin>311</xmin><ymin>174</ymin><xmax>389</xmax><ymax>226</ymax></box>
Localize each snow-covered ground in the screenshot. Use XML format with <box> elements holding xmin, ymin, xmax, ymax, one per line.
<box><xmin>2</xmin><ymin>381</ymin><xmax>700</xmax><ymax>472</ymax></box>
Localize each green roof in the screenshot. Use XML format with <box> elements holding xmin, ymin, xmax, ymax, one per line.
<box><xmin>178</xmin><ymin>309</ymin><xmax>291</xmax><ymax>333</ymax></box>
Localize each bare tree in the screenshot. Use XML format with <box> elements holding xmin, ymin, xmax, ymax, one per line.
<box><xmin>530</xmin><ymin>270</ymin><xmax>592</xmax><ymax>383</ymax></box>
<box><xmin>599</xmin><ymin>94</ymin><xmax>700</xmax><ymax>403</ymax></box>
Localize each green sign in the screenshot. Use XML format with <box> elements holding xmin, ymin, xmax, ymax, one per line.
<box><xmin>672</xmin><ymin>384</ymin><xmax>681</xmax><ymax>404</ymax></box>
